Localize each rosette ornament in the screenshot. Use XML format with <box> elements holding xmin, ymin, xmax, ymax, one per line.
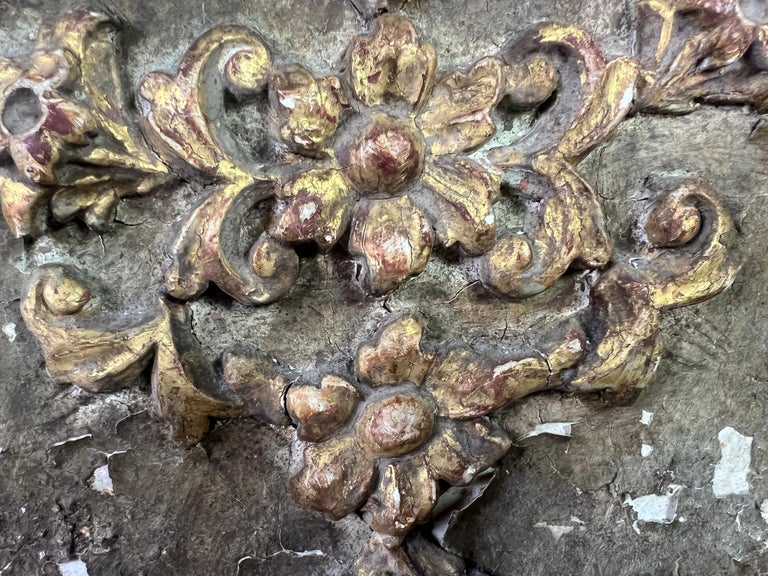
<box><xmin>269</xmin><ymin>15</ymin><xmax>505</xmax><ymax>293</ymax></box>
<box><xmin>287</xmin><ymin>315</ymin><xmax>585</xmax><ymax>573</ymax></box>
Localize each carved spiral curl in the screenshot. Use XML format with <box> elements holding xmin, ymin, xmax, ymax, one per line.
<box><xmin>566</xmin><ymin>179</ymin><xmax>741</xmax><ymax>399</ymax></box>
<box><xmin>138</xmin><ymin>27</ymin><xmax>300</xmax><ymax>304</ymax></box>
<box><xmin>21</xmin><ymin>266</ymin><xmax>243</xmax><ymax>444</ymax></box>
<box><xmin>480</xmin><ymin>24</ymin><xmax>638</xmax><ymax>298</ymax></box>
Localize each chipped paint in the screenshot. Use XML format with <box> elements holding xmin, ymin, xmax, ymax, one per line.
<box><xmin>2</xmin><ymin>322</ymin><xmax>16</xmax><ymax>342</ymax></box>
<box><xmin>58</xmin><ymin>558</ymin><xmax>89</xmax><ymax>576</ymax></box>
<box><xmin>640</xmin><ymin>410</ymin><xmax>654</xmax><ymax>425</ymax></box>
<box><xmin>432</xmin><ymin>469</ymin><xmax>496</xmax><ymax>545</ymax></box>
<box><xmin>760</xmin><ymin>500</ymin><xmax>768</xmax><ymax>525</ymax></box>
<box><xmin>519</xmin><ymin>422</ymin><xmax>574</xmax><ymax>440</ymax></box>
<box><xmin>624</xmin><ymin>484</ymin><xmax>683</xmax><ymax>528</ymax></box>
<box><xmin>712</xmin><ymin>426</ymin><xmax>752</xmax><ymax>498</ymax></box>
<box><xmin>50</xmin><ymin>434</ymin><xmax>92</xmax><ymax>447</ymax></box>
<box><xmin>534</xmin><ymin>522</ymin><xmax>574</xmax><ymax>542</ymax></box>
<box><xmin>534</xmin><ymin>516</ymin><xmax>587</xmax><ymax>542</ymax></box>
<box><xmin>90</xmin><ymin>464</ymin><xmax>114</xmax><ymax>495</ymax></box>
<box><xmin>641</xmin><ymin>443</ymin><xmax>654</xmax><ymax>457</ymax></box>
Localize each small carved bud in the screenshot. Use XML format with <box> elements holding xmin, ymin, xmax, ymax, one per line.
<box><xmin>483</xmin><ymin>235</ymin><xmax>533</xmax><ymax>293</ymax></box>
<box><xmin>223</xmin><ymin>47</ymin><xmax>273</xmax><ymax>96</ymax></box>
<box><xmin>249</xmin><ymin>235</ymin><xmax>298</xmax><ymax>280</ymax></box>
<box><xmin>504</xmin><ymin>57</ymin><xmax>558</xmax><ymax>109</ymax></box>
<box><xmin>645</xmin><ymin>203</ymin><xmax>701</xmax><ymax>248</ymax></box>
<box><xmin>42</xmin><ymin>273</ymin><xmax>91</xmax><ymax>315</ymax></box>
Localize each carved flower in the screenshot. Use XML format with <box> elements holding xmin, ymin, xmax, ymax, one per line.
<box><xmin>269</xmin><ymin>15</ymin><xmax>504</xmax><ymax>293</ymax></box>
<box><xmin>0</xmin><ymin>41</ymin><xmax>95</xmax><ymax>185</ymax></box>
<box><xmin>288</xmin><ymin>315</ymin><xmax>513</xmax><ymax>544</ymax></box>
<box><xmin>0</xmin><ymin>11</ymin><xmax>169</xmax><ymax>236</ymax></box>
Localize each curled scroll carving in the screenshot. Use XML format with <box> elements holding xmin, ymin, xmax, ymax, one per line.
<box><xmin>21</xmin><ymin>266</ymin><xmax>243</xmax><ymax>445</ymax></box>
<box><xmin>0</xmin><ymin>8</ymin><xmax>747</xmax><ymax>576</ymax></box>
<box><xmin>568</xmin><ymin>179</ymin><xmax>740</xmax><ymax>398</ymax></box>
<box><xmin>138</xmin><ymin>26</ymin><xmax>300</xmax><ymax>304</ymax></box>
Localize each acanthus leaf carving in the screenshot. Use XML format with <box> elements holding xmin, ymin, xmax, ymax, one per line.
<box><xmin>636</xmin><ymin>0</ymin><xmax>768</xmax><ymax>112</ymax></box>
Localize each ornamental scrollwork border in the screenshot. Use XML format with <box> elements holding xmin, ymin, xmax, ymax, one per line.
<box><xmin>0</xmin><ymin>3</ymin><xmax>747</xmax><ymax>574</ymax></box>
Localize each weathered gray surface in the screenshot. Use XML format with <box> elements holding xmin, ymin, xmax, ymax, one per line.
<box><xmin>1</xmin><ymin>1</ymin><xmax>767</xmax><ymax>575</ymax></box>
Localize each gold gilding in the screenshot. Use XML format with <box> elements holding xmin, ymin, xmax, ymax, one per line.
<box><xmin>1</xmin><ymin>12</ymin><xmax>745</xmax><ymax>572</ymax></box>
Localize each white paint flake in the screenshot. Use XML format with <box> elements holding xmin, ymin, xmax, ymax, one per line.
<box><xmin>641</xmin><ymin>444</ymin><xmax>654</xmax><ymax>458</ymax></box>
<box><xmin>639</xmin><ymin>410</ymin><xmax>654</xmax><ymax>426</ymax></box>
<box><xmin>298</xmin><ymin>201</ymin><xmax>317</xmax><ymax>222</ymax></box>
<box><xmin>2</xmin><ymin>323</ymin><xmax>16</xmax><ymax>342</ymax></box>
<box><xmin>534</xmin><ymin>516</ymin><xmax>587</xmax><ymax>542</ymax></box>
<box><xmin>58</xmin><ymin>558</ymin><xmax>89</xmax><ymax>576</ymax></box>
<box><xmin>90</xmin><ymin>464</ymin><xmax>114</xmax><ymax>496</ymax></box>
<box><xmin>534</xmin><ymin>523</ymin><xmax>574</xmax><ymax>542</ymax></box>
<box><xmin>712</xmin><ymin>427</ymin><xmax>752</xmax><ymax>498</ymax></box>
<box><xmin>519</xmin><ymin>422</ymin><xmax>574</xmax><ymax>440</ymax></box>
<box><xmin>624</xmin><ymin>484</ymin><xmax>683</xmax><ymax>530</ymax></box>
<box><xmin>492</xmin><ymin>359</ymin><xmax>519</xmax><ymax>377</ymax></box>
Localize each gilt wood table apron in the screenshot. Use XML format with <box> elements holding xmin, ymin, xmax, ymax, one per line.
<box><xmin>0</xmin><ymin>3</ymin><xmax>749</xmax><ymax>574</ymax></box>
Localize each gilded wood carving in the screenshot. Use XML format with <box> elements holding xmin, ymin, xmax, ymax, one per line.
<box><xmin>0</xmin><ymin>3</ymin><xmax>746</xmax><ymax>573</ymax></box>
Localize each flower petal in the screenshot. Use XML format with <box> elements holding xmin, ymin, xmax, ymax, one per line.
<box><xmin>356</xmin><ymin>315</ymin><xmax>434</xmax><ymax>387</ymax></box>
<box><xmin>286</xmin><ymin>375</ymin><xmax>360</xmax><ymax>442</ymax></box>
<box><xmin>361</xmin><ymin>455</ymin><xmax>437</xmax><ymax>539</ymax></box>
<box><xmin>272</xmin><ymin>64</ymin><xmax>347</xmax><ymax>154</ymax></box>
<box><xmin>410</xmin><ymin>156</ymin><xmax>500</xmax><ymax>254</ymax></box>
<box><xmin>9</xmin><ymin>131</ymin><xmax>55</xmax><ymax>184</ymax></box>
<box><xmin>417</xmin><ymin>56</ymin><xmax>504</xmax><ymax>155</ymax></box>
<box><xmin>271</xmin><ymin>168</ymin><xmax>355</xmax><ymax>249</ymax></box>
<box><xmin>349</xmin><ymin>196</ymin><xmax>433</xmax><ymax>294</ymax></box>
<box><xmin>422</xmin><ymin>346</ymin><xmax>550</xmax><ymax>419</ymax></box>
<box><xmin>290</xmin><ymin>435</ymin><xmax>375</xmax><ymax>520</ymax></box>
<box><xmin>348</xmin><ymin>14</ymin><xmax>436</xmax><ymax>108</ymax></box>
<box><xmin>425</xmin><ymin>419</ymin><xmax>511</xmax><ymax>485</ymax></box>
<box><xmin>40</xmin><ymin>96</ymin><xmax>94</xmax><ymax>141</ymax></box>
<box><xmin>0</xmin><ymin>175</ymin><xmax>50</xmax><ymax>237</ymax></box>
<box><xmin>27</xmin><ymin>49</ymin><xmax>76</xmax><ymax>87</ymax></box>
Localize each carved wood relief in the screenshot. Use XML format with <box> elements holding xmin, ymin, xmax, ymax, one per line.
<box><xmin>0</xmin><ymin>3</ymin><xmax>748</xmax><ymax>574</ymax></box>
